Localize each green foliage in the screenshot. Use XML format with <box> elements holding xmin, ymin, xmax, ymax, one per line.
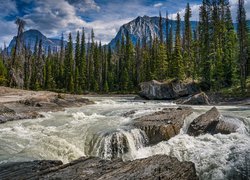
<box><xmin>0</xmin><ymin>57</ymin><xmax>7</xmax><ymax>85</ymax></box>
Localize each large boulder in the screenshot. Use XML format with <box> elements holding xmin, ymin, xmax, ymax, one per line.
<box><xmin>187</xmin><ymin>107</ymin><xmax>238</xmax><ymax>136</ymax></box>
<box><xmin>139</xmin><ymin>79</ymin><xmax>200</xmax><ymax>100</ymax></box>
<box><xmin>133</xmin><ymin>107</ymin><xmax>193</xmax><ymax>144</ymax></box>
<box><xmin>0</xmin><ymin>155</ymin><xmax>198</xmax><ymax>180</ymax></box>
<box><xmin>183</xmin><ymin>92</ymin><xmax>210</xmax><ymax>105</ymax></box>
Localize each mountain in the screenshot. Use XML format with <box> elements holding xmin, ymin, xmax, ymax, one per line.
<box><xmin>7</xmin><ymin>29</ymin><xmax>66</xmax><ymax>54</ymax></box>
<box><xmin>109</xmin><ymin>15</ymin><xmax>198</xmax><ymax>48</ymax></box>
<box><xmin>109</xmin><ymin>16</ymin><xmax>250</xmax><ymax>49</ymax></box>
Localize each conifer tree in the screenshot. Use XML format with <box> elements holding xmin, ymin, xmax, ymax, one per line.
<box><xmin>79</xmin><ymin>28</ymin><xmax>87</xmax><ymax>92</ymax></box>
<box><xmin>64</xmin><ymin>33</ymin><xmax>74</xmax><ymax>92</ymax></box>
<box><xmin>173</xmin><ymin>13</ymin><xmax>184</xmax><ymax>79</ymax></box>
<box><xmin>237</xmin><ymin>0</ymin><xmax>249</xmax><ymax>91</ymax></box>
<box><xmin>74</xmin><ymin>31</ymin><xmax>81</xmax><ymax>93</ymax></box>
<box><xmin>199</xmin><ymin>0</ymin><xmax>211</xmax><ymax>88</ymax></box>
<box><xmin>183</xmin><ymin>3</ymin><xmax>193</xmax><ymax>78</ymax></box>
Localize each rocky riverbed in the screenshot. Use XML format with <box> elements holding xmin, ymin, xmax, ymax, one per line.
<box><xmin>0</xmin><ymin>86</ymin><xmax>93</xmax><ymax>123</ymax></box>
<box><xmin>0</xmin><ymin>88</ymin><xmax>249</xmax><ymax>179</ymax></box>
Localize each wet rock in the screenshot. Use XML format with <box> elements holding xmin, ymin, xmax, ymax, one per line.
<box><xmin>187</xmin><ymin>107</ymin><xmax>238</xmax><ymax>136</ymax></box>
<box><xmin>36</xmin><ymin>155</ymin><xmax>197</xmax><ymax>180</ymax></box>
<box><xmin>0</xmin><ymin>103</ymin><xmax>43</xmax><ymax>123</ymax></box>
<box><xmin>183</xmin><ymin>92</ymin><xmax>210</xmax><ymax>105</ymax></box>
<box><xmin>123</xmin><ymin>110</ymin><xmax>136</xmax><ymax>117</ymax></box>
<box><xmin>214</xmin><ymin>120</ymin><xmax>238</xmax><ymax>134</ymax></box>
<box><xmin>0</xmin><ymin>160</ymin><xmax>63</xmax><ymax>179</ymax></box>
<box><xmin>0</xmin><ymin>87</ymin><xmax>93</xmax><ymax>123</ymax></box>
<box><xmin>133</xmin><ymin>107</ymin><xmax>193</xmax><ymax>144</ymax></box>
<box><xmin>139</xmin><ymin>79</ymin><xmax>200</xmax><ymax>100</ymax></box>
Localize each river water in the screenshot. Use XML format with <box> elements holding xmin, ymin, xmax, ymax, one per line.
<box><xmin>0</xmin><ymin>96</ymin><xmax>249</xmax><ymax>179</ymax></box>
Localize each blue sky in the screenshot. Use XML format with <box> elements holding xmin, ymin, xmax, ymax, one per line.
<box><xmin>0</xmin><ymin>0</ymin><xmax>249</xmax><ymax>47</ymax></box>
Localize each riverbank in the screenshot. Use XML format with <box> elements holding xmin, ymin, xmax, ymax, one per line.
<box><xmin>0</xmin><ymin>86</ymin><xmax>94</xmax><ymax>123</ymax></box>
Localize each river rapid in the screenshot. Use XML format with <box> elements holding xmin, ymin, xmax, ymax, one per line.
<box><xmin>0</xmin><ymin>96</ymin><xmax>249</xmax><ymax>179</ymax></box>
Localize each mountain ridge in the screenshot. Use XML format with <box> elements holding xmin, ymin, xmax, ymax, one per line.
<box><xmin>6</xmin><ymin>17</ymin><xmax>250</xmax><ymax>52</ymax></box>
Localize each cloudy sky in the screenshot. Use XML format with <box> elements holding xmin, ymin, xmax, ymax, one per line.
<box><xmin>0</xmin><ymin>0</ymin><xmax>249</xmax><ymax>48</ymax></box>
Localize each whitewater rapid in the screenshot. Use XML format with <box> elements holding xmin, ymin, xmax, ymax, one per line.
<box><xmin>0</xmin><ymin>96</ymin><xmax>249</xmax><ymax>179</ymax></box>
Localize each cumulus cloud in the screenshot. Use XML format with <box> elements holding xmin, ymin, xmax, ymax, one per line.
<box><xmin>66</xmin><ymin>0</ymin><xmax>100</xmax><ymax>12</ymax></box>
<box><xmin>154</xmin><ymin>3</ymin><xmax>163</xmax><ymax>8</ymax></box>
<box><xmin>23</xmin><ymin>0</ymin><xmax>86</xmax><ymax>37</ymax></box>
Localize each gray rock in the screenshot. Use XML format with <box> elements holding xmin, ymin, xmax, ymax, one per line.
<box><xmin>38</xmin><ymin>155</ymin><xmax>197</xmax><ymax>180</ymax></box>
<box><xmin>0</xmin><ymin>160</ymin><xmax>63</xmax><ymax>180</ymax></box>
<box><xmin>139</xmin><ymin>79</ymin><xmax>199</xmax><ymax>100</ymax></box>
<box><xmin>187</xmin><ymin>107</ymin><xmax>238</xmax><ymax>136</ymax></box>
<box><xmin>133</xmin><ymin>107</ymin><xmax>193</xmax><ymax>144</ymax></box>
<box><xmin>183</xmin><ymin>92</ymin><xmax>210</xmax><ymax>105</ymax></box>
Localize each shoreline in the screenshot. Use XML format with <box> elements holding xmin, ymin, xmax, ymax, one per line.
<box><xmin>0</xmin><ymin>86</ymin><xmax>94</xmax><ymax>123</ymax></box>
<box><xmin>0</xmin><ymin>86</ymin><xmax>249</xmax><ymax>124</ymax></box>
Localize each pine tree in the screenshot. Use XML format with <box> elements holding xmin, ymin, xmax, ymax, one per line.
<box><xmin>223</xmin><ymin>4</ymin><xmax>238</xmax><ymax>87</ymax></box>
<box><xmin>0</xmin><ymin>56</ymin><xmax>7</xmax><ymax>85</ymax></box>
<box><xmin>107</xmin><ymin>46</ymin><xmax>113</xmax><ymax>91</ymax></box>
<box><xmin>183</xmin><ymin>3</ymin><xmax>193</xmax><ymax>78</ymax></box>
<box><xmin>167</xmin><ymin>19</ymin><xmax>174</xmax><ymax>78</ymax></box>
<box><xmin>159</xmin><ymin>11</ymin><xmax>163</xmax><ymax>44</ymax></box>
<box><xmin>173</xmin><ymin>13</ymin><xmax>184</xmax><ymax>79</ymax></box>
<box><xmin>199</xmin><ymin>0</ymin><xmax>211</xmax><ymax>88</ymax></box>
<box><xmin>74</xmin><ymin>31</ymin><xmax>81</xmax><ymax>93</ymax></box>
<box><xmin>237</xmin><ymin>0</ymin><xmax>249</xmax><ymax>92</ymax></box>
<box><xmin>64</xmin><ymin>33</ymin><xmax>74</xmax><ymax>92</ymax></box>
<box><xmin>79</xmin><ymin>28</ymin><xmax>87</xmax><ymax>92</ymax></box>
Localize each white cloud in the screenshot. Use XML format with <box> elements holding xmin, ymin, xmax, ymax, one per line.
<box><xmin>66</xmin><ymin>0</ymin><xmax>100</xmax><ymax>12</ymax></box>
<box><xmin>168</xmin><ymin>4</ymin><xmax>200</xmax><ymax>21</ymax></box>
<box><xmin>154</xmin><ymin>3</ymin><xmax>163</xmax><ymax>8</ymax></box>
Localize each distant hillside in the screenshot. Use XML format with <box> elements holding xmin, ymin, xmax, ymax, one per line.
<box><xmin>7</xmin><ymin>29</ymin><xmax>66</xmax><ymax>53</ymax></box>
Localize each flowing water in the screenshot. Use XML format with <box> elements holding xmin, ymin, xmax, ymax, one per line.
<box><xmin>0</xmin><ymin>96</ymin><xmax>249</xmax><ymax>179</ymax></box>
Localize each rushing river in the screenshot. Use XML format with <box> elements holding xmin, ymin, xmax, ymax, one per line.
<box><xmin>0</xmin><ymin>96</ymin><xmax>249</xmax><ymax>179</ymax></box>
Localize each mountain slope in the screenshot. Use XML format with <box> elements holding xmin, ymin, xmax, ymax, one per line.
<box><xmin>109</xmin><ymin>15</ymin><xmax>198</xmax><ymax>48</ymax></box>
<box><xmin>7</xmin><ymin>29</ymin><xmax>66</xmax><ymax>53</ymax></box>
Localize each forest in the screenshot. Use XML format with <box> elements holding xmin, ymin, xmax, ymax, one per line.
<box><xmin>0</xmin><ymin>0</ymin><xmax>249</xmax><ymax>95</ymax></box>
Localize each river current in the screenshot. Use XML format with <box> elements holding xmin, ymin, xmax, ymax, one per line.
<box><xmin>0</xmin><ymin>96</ymin><xmax>249</xmax><ymax>179</ymax></box>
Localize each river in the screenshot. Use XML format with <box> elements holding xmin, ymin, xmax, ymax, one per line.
<box><xmin>0</xmin><ymin>96</ymin><xmax>249</xmax><ymax>179</ymax></box>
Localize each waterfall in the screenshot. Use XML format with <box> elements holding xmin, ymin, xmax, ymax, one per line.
<box><xmin>87</xmin><ymin>128</ymin><xmax>148</xmax><ymax>160</ymax></box>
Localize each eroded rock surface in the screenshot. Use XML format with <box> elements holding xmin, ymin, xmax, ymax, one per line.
<box><xmin>183</xmin><ymin>92</ymin><xmax>210</xmax><ymax>105</ymax></box>
<box><xmin>133</xmin><ymin>107</ymin><xmax>193</xmax><ymax>144</ymax></box>
<box><xmin>0</xmin><ymin>86</ymin><xmax>93</xmax><ymax>123</ymax></box>
<box><xmin>0</xmin><ymin>155</ymin><xmax>198</xmax><ymax>180</ymax></box>
<box><xmin>188</xmin><ymin>107</ymin><xmax>238</xmax><ymax>136</ymax></box>
<box><xmin>139</xmin><ymin>79</ymin><xmax>199</xmax><ymax>100</ymax></box>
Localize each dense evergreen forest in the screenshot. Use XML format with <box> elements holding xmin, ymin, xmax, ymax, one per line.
<box><xmin>0</xmin><ymin>0</ymin><xmax>249</xmax><ymax>94</ymax></box>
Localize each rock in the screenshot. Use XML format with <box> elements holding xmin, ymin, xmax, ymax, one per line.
<box><xmin>183</xmin><ymin>92</ymin><xmax>210</xmax><ymax>105</ymax></box>
<box><xmin>139</xmin><ymin>79</ymin><xmax>200</xmax><ymax>100</ymax></box>
<box><xmin>123</xmin><ymin>110</ymin><xmax>136</xmax><ymax>117</ymax></box>
<box><xmin>214</xmin><ymin>120</ymin><xmax>238</xmax><ymax>134</ymax></box>
<box><xmin>0</xmin><ymin>103</ymin><xmax>43</xmax><ymax>123</ymax></box>
<box><xmin>187</xmin><ymin>107</ymin><xmax>238</xmax><ymax>136</ymax></box>
<box><xmin>0</xmin><ymin>160</ymin><xmax>63</xmax><ymax>179</ymax></box>
<box><xmin>0</xmin><ymin>87</ymin><xmax>93</xmax><ymax>123</ymax></box>
<box><xmin>30</xmin><ymin>155</ymin><xmax>197</xmax><ymax>180</ymax></box>
<box><xmin>133</xmin><ymin>107</ymin><xmax>193</xmax><ymax>144</ymax></box>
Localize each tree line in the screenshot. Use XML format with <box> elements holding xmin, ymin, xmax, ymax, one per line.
<box><xmin>0</xmin><ymin>0</ymin><xmax>249</xmax><ymax>94</ymax></box>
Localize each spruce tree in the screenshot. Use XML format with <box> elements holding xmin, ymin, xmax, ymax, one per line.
<box><xmin>173</xmin><ymin>13</ymin><xmax>184</xmax><ymax>79</ymax></box>
<box><xmin>237</xmin><ymin>0</ymin><xmax>249</xmax><ymax>92</ymax></box>
<box><xmin>74</xmin><ymin>31</ymin><xmax>81</xmax><ymax>93</ymax></box>
<box><xmin>64</xmin><ymin>33</ymin><xmax>74</xmax><ymax>92</ymax></box>
<box><xmin>183</xmin><ymin>3</ymin><xmax>193</xmax><ymax>78</ymax></box>
<box><xmin>79</xmin><ymin>28</ymin><xmax>87</xmax><ymax>92</ymax></box>
<box><xmin>199</xmin><ymin>0</ymin><xmax>211</xmax><ymax>88</ymax></box>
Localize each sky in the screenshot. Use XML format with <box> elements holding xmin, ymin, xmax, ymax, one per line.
<box><xmin>0</xmin><ymin>0</ymin><xmax>249</xmax><ymax>48</ymax></box>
